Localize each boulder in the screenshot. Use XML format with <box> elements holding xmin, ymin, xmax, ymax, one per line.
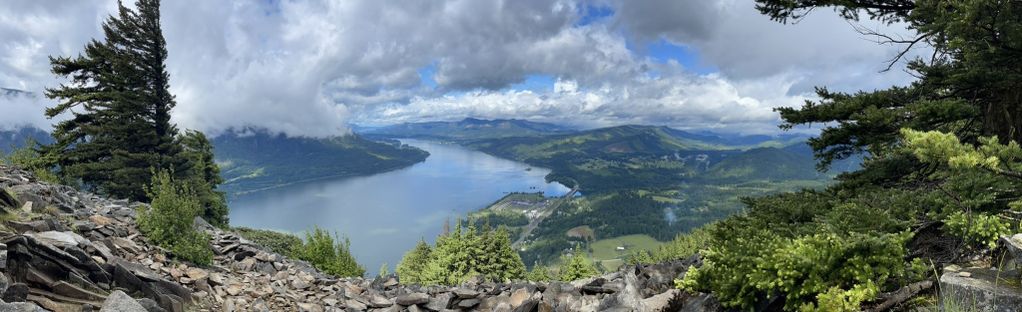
<box><xmin>939</xmin><ymin>267</ymin><xmax>1022</xmax><ymax>312</ymax></box>
<box><xmin>395</xmin><ymin>292</ymin><xmax>429</xmax><ymax>306</ymax></box>
<box><xmin>0</xmin><ymin>188</ymin><xmax>19</xmax><ymax>210</ymax></box>
<box><xmin>99</xmin><ymin>290</ymin><xmax>147</xmax><ymax>312</ymax></box>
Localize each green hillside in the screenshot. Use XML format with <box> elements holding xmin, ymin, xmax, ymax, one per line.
<box><xmin>213</xmin><ymin>130</ymin><xmax>428</xmax><ymax>194</ymax></box>
<box><xmin>467</xmin><ymin>125</ymin><xmax>744</xmax><ymax>193</ymax></box>
<box><xmin>705</xmin><ymin>147</ymin><xmax>824</xmax><ymax>181</ymax></box>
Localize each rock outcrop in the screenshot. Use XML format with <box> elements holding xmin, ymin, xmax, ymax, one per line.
<box><xmin>0</xmin><ymin>165</ymin><xmax>716</xmax><ymax>311</ymax></box>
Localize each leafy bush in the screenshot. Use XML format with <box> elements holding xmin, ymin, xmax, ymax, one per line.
<box><xmin>138</xmin><ymin>170</ymin><xmax>213</xmax><ymax>265</ymax></box>
<box><xmin>943</xmin><ymin>211</ymin><xmax>1011</xmax><ymax>249</ymax></box>
<box><xmin>234</xmin><ymin>227</ymin><xmax>303</xmax><ymax>258</ymax></box>
<box><xmin>681</xmin><ymin>230</ymin><xmax>915</xmax><ymax>310</ymax></box>
<box><xmin>299</xmin><ymin>226</ymin><xmax>365</xmax><ymax>277</ymax></box>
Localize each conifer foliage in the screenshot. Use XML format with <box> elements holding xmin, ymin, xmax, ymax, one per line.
<box><xmin>40</xmin><ymin>0</ymin><xmax>227</xmax><ymax>226</ymax></box>
<box><xmin>557</xmin><ymin>245</ymin><xmax>598</xmax><ymax>281</ymax></box>
<box><xmin>397</xmin><ymin>225</ymin><xmax>526</xmax><ymax>285</ymax></box>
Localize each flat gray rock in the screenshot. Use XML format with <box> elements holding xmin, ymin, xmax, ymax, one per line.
<box><xmin>99</xmin><ymin>290</ymin><xmax>148</xmax><ymax>312</ymax></box>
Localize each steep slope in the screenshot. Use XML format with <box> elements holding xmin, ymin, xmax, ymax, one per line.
<box><xmin>363</xmin><ymin>118</ymin><xmax>572</xmax><ymax>141</ymax></box>
<box><xmin>212</xmin><ymin>130</ymin><xmax>428</xmax><ymax>194</ymax></box>
<box><xmin>0</xmin><ymin>165</ymin><xmax>710</xmax><ymax>312</ymax></box>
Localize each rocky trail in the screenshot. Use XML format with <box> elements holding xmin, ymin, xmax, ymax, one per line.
<box><xmin>0</xmin><ymin>165</ymin><xmax>718</xmax><ymax>312</ymax></box>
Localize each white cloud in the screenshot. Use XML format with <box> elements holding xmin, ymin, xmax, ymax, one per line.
<box><xmin>361</xmin><ymin>63</ymin><xmax>807</xmax><ymax>134</ymax></box>
<box><xmin>0</xmin><ymin>0</ymin><xmax>922</xmax><ymax>136</ymax></box>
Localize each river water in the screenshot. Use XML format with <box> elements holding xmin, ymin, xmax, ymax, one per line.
<box><xmin>228</xmin><ymin>139</ymin><xmax>569</xmax><ymax>274</ymax></box>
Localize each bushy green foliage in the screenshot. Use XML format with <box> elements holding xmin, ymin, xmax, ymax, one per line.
<box><xmin>396</xmin><ymin>240</ymin><xmax>432</xmax><ymax>284</ymax></box>
<box><xmin>558</xmin><ymin>245</ymin><xmax>599</xmax><ymax>281</ymax></box>
<box><xmin>180</xmin><ymin>130</ymin><xmax>229</xmax><ymax>227</ymax></box>
<box><xmin>138</xmin><ymin>170</ymin><xmax>212</xmax><ymax>265</ymax></box>
<box><xmin>233</xmin><ymin>227</ymin><xmax>303</xmax><ymax>258</ymax></box>
<box><xmin>299</xmin><ymin>226</ymin><xmax>365</xmax><ymax>278</ymax></box>
<box><xmin>682</xmin><ymin>230</ymin><xmax>914</xmax><ymax>310</ymax></box>
<box><xmin>526</xmin><ymin>265</ymin><xmax>553</xmax><ymax>282</ymax></box>
<box><xmin>943</xmin><ymin>212</ymin><xmax>1011</xmax><ymax>249</ymax></box>
<box><xmin>1</xmin><ymin>143</ymin><xmax>62</xmax><ymax>185</ymax></box>
<box><xmin>403</xmin><ymin>225</ymin><xmax>526</xmax><ymax>285</ymax></box>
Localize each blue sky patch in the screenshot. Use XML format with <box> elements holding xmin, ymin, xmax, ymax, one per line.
<box><xmin>647</xmin><ymin>39</ymin><xmax>717</xmax><ymax>75</ymax></box>
<box><xmin>576</xmin><ymin>5</ymin><xmax>614</xmax><ymax>26</ymax></box>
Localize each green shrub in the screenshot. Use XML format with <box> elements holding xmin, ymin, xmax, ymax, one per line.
<box><xmin>2</xmin><ymin>143</ymin><xmax>63</xmax><ymax>185</ymax></box>
<box><xmin>139</xmin><ymin>170</ymin><xmax>213</xmax><ymax>265</ymax></box>
<box><xmin>943</xmin><ymin>211</ymin><xmax>1011</xmax><ymax>249</ymax></box>
<box><xmin>681</xmin><ymin>230</ymin><xmax>914</xmax><ymax>310</ymax></box>
<box><xmin>299</xmin><ymin>226</ymin><xmax>365</xmax><ymax>277</ymax></box>
<box><xmin>234</xmin><ymin>227</ymin><xmax>303</xmax><ymax>258</ymax></box>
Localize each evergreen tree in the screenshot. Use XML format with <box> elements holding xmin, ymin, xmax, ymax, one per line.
<box><xmin>526</xmin><ymin>265</ymin><xmax>553</xmax><ymax>282</ymax></box>
<box><xmin>412</xmin><ymin>224</ymin><xmax>527</xmax><ymax>285</ymax></box>
<box><xmin>758</xmin><ymin>0</ymin><xmax>1022</xmax><ymax>175</ymax></box>
<box><xmin>396</xmin><ymin>240</ymin><xmax>432</xmax><ymax>284</ymax></box>
<box><xmin>180</xmin><ymin>130</ymin><xmax>228</xmax><ymax>227</ymax></box>
<box><xmin>43</xmin><ymin>0</ymin><xmax>184</xmax><ymax>201</ymax></box>
<box><xmin>558</xmin><ymin>244</ymin><xmax>598</xmax><ymax>281</ymax></box>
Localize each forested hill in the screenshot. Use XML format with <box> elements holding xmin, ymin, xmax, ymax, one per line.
<box><xmin>0</xmin><ymin>127</ymin><xmax>52</xmax><ymax>154</ymax></box>
<box><xmin>362</xmin><ymin>118</ymin><xmax>572</xmax><ymax>141</ymax></box>
<box><xmin>212</xmin><ymin>129</ymin><xmax>428</xmax><ymax>194</ymax></box>
<box><xmin>464</xmin><ymin>125</ymin><xmax>826</xmax><ymax>193</ymax></box>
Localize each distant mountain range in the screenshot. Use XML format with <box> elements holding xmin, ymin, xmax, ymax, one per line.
<box><xmin>0</xmin><ymin>127</ymin><xmax>52</xmax><ymax>154</ymax></box>
<box><xmin>361</xmin><ymin>118</ymin><xmax>573</xmax><ymax>141</ymax></box>
<box><xmin>1</xmin><ymin>88</ymin><xmax>34</xmax><ymax>97</ymax></box>
<box><xmin>456</xmin><ymin>124</ymin><xmax>843</xmax><ymax>193</ymax></box>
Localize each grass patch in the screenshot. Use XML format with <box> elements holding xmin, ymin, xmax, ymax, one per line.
<box><xmin>590</xmin><ymin>234</ymin><xmax>664</xmax><ymax>269</ymax></box>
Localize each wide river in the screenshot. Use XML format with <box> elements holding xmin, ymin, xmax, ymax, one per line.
<box><xmin>228</xmin><ymin>139</ymin><xmax>570</xmax><ymax>273</ymax></box>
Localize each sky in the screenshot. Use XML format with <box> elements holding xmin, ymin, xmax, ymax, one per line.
<box><xmin>0</xmin><ymin>0</ymin><xmax>923</xmax><ymax>137</ymax></box>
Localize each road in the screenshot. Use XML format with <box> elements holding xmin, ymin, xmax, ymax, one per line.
<box><xmin>512</xmin><ymin>186</ymin><xmax>578</xmax><ymax>248</ymax></box>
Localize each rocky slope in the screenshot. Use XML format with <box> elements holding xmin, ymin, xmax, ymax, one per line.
<box><xmin>0</xmin><ymin>165</ymin><xmax>716</xmax><ymax>312</ymax></box>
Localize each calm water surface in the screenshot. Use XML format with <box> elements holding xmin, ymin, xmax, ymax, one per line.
<box><xmin>228</xmin><ymin>139</ymin><xmax>569</xmax><ymax>273</ymax></box>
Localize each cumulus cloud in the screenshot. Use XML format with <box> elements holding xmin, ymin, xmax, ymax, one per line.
<box><xmin>362</xmin><ymin>63</ymin><xmax>806</xmax><ymax>134</ymax></box>
<box><xmin>0</xmin><ymin>0</ymin><xmax>924</xmax><ymax>137</ymax></box>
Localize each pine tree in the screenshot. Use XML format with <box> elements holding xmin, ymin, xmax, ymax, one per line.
<box><xmin>396</xmin><ymin>240</ymin><xmax>432</xmax><ymax>284</ymax></box>
<box><xmin>558</xmin><ymin>244</ymin><xmax>598</xmax><ymax>281</ymax></box>
<box><xmin>43</xmin><ymin>0</ymin><xmax>185</xmax><ymax>201</ymax></box>
<box><xmin>180</xmin><ymin>130</ymin><xmax>228</xmax><ymax>227</ymax></box>
<box><xmin>413</xmin><ymin>224</ymin><xmax>527</xmax><ymax>285</ymax></box>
